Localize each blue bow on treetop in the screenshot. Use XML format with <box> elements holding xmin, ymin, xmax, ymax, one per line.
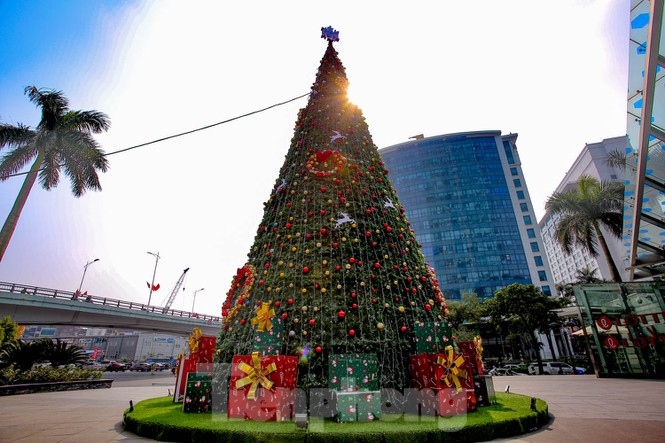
<box><xmin>321</xmin><ymin>26</ymin><xmax>340</xmax><ymax>42</ymax></box>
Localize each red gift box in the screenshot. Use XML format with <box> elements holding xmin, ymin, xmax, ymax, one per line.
<box><xmin>196</xmin><ymin>336</ymin><xmax>216</xmax><ymax>363</ymax></box>
<box><xmin>228</xmin><ymin>353</ymin><xmax>298</xmax><ymax>421</ymax></box>
<box><xmin>409</xmin><ymin>353</ymin><xmax>438</xmax><ymax>389</ymax></box>
<box><xmin>174</xmin><ymin>356</ymin><xmax>198</xmax><ymax>400</ymax></box>
<box><xmin>410</xmin><ymin>350</ymin><xmax>473</xmax><ymax>391</ymax></box>
<box><xmin>457</xmin><ymin>341</ymin><xmax>484</xmax><ymax>376</ymax></box>
<box><xmin>436</xmin><ymin>388</ymin><xmax>474</xmax><ymax>417</ymax></box>
<box><xmin>433</xmin><ymin>347</ymin><xmax>474</xmax><ymax>391</ymax></box>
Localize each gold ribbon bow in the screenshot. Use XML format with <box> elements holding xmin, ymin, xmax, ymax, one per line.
<box><xmin>235</xmin><ymin>352</ymin><xmax>277</xmax><ymax>400</ymax></box>
<box><xmin>436</xmin><ymin>345</ymin><xmax>467</xmax><ymax>392</ymax></box>
<box><xmin>250</xmin><ymin>303</ymin><xmax>275</xmax><ymax>332</ymax></box>
<box><xmin>188</xmin><ymin>327</ymin><xmax>203</xmax><ymax>353</ymax></box>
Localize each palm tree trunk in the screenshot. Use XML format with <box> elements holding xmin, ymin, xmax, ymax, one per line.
<box><xmin>0</xmin><ymin>150</ymin><xmax>45</xmax><ymax>262</ymax></box>
<box><xmin>593</xmin><ymin>222</ymin><xmax>622</xmax><ymax>282</ymax></box>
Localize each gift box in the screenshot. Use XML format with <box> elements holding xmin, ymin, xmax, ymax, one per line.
<box><xmin>473</xmin><ymin>375</ymin><xmax>496</xmax><ymax>406</ymax></box>
<box><xmin>457</xmin><ymin>340</ymin><xmax>484</xmax><ymax>376</ymax></box>
<box><xmin>328</xmin><ymin>353</ymin><xmax>379</xmax><ymax>392</ymax></box>
<box><xmin>228</xmin><ymin>352</ymin><xmax>298</xmax><ymax>421</ymax></box>
<box><xmin>251</xmin><ymin>317</ymin><xmax>284</xmax><ymax>356</ymax></box>
<box><xmin>228</xmin><ymin>387</ymin><xmax>295</xmax><ymax>421</ymax></box>
<box><xmin>416</xmin><ymin>388</ymin><xmax>473</xmax><ymax>417</ymax></box>
<box><xmin>196</xmin><ymin>336</ymin><xmax>217</xmax><ymax>363</ymax></box>
<box><xmin>414</xmin><ymin>321</ymin><xmax>453</xmax><ymax>353</ymax></box>
<box><xmin>433</xmin><ymin>347</ymin><xmax>474</xmax><ymax>391</ymax></box>
<box><xmin>183</xmin><ymin>372</ymin><xmax>213</xmax><ymax>413</ymax></box>
<box><xmin>410</xmin><ymin>350</ymin><xmax>472</xmax><ymax>391</ymax></box>
<box><xmin>174</xmin><ymin>356</ymin><xmax>199</xmax><ymax>401</ymax></box>
<box><xmin>409</xmin><ymin>353</ymin><xmax>437</xmax><ymax>390</ymax></box>
<box><xmin>335</xmin><ymin>391</ymin><xmax>381</xmax><ymax>422</ymax></box>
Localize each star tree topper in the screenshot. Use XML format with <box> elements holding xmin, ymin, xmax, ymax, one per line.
<box><xmin>321</xmin><ymin>26</ymin><xmax>339</xmax><ymax>42</ymax></box>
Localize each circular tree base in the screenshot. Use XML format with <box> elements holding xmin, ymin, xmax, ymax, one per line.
<box><xmin>123</xmin><ymin>392</ymin><xmax>548</xmax><ymax>442</ymax></box>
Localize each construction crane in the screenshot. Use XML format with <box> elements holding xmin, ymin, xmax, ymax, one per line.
<box><xmin>162</xmin><ymin>267</ymin><xmax>189</xmax><ymax>313</ymax></box>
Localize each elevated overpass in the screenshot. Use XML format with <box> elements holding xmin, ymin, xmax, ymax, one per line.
<box><xmin>0</xmin><ymin>282</ymin><xmax>222</xmax><ymax>336</ymax></box>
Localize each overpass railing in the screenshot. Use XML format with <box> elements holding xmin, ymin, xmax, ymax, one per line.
<box><xmin>0</xmin><ymin>282</ymin><xmax>222</xmax><ymax>325</ymax></box>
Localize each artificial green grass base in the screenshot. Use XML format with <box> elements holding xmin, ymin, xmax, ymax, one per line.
<box><xmin>123</xmin><ymin>392</ymin><xmax>548</xmax><ymax>442</ymax></box>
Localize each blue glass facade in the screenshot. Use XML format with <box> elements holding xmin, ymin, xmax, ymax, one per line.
<box><xmin>380</xmin><ymin>131</ymin><xmax>548</xmax><ymax>301</ymax></box>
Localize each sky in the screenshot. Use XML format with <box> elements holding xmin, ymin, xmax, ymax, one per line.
<box><xmin>0</xmin><ymin>0</ymin><xmax>630</xmax><ymax>318</ymax></box>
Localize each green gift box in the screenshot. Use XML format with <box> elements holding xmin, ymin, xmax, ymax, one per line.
<box><xmin>183</xmin><ymin>372</ymin><xmax>213</xmax><ymax>413</ymax></box>
<box><xmin>414</xmin><ymin>321</ymin><xmax>453</xmax><ymax>353</ymax></box>
<box><xmin>335</xmin><ymin>391</ymin><xmax>381</xmax><ymax>422</ymax></box>
<box><xmin>251</xmin><ymin>317</ymin><xmax>284</xmax><ymax>355</ymax></box>
<box><xmin>328</xmin><ymin>353</ymin><xmax>378</xmax><ymax>391</ymax></box>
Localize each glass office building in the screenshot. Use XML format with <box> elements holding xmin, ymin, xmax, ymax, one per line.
<box><xmin>380</xmin><ymin>131</ymin><xmax>554</xmax><ymax>301</ymax></box>
<box><xmin>624</xmin><ymin>0</ymin><xmax>665</xmax><ymax>279</ymax></box>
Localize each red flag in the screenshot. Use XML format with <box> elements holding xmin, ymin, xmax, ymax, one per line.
<box><xmin>152</xmin><ymin>283</ymin><xmax>160</xmax><ymax>291</ymax></box>
<box><xmin>146</xmin><ymin>281</ymin><xmax>151</xmax><ymax>288</ymax></box>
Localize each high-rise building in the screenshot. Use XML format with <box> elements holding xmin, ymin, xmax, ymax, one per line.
<box><xmin>539</xmin><ymin>136</ymin><xmax>629</xmax><ymax>285</ymax></box>
<box><xmin>624</xmin><ymin>0</ymin><xmax>665</xmax><ymax>279</ymax></box>
<box><xmin>380</xmin><ymin>130</ymin><xmax>554</xmax><ymax>301</ymax></box>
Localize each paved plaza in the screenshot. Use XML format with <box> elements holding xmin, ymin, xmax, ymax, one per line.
<box><xmin>0</xmin><ymin>373</ymin><xmax>663</xmax><ymax>442</ymax></box>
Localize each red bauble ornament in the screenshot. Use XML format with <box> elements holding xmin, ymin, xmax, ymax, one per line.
<box><xmin>240</xmin><ymin>319</ymin><xmax>246</xmax><ymax>325</ymax></box>
<box><xmin>349</xmin><ymin>257</ymin><xmax>355</xmax><ymax>264</ymax></box>
<box><xmin>338</xmin><ymin>310</ymin><xmax>346</xmax><ymax>319</ymax></box>
<box><xmin>400</xmin><ymin>326</ymin><xmax>407</xmax><ymax>332</ymax></box>
<box><xmin>309</xmin><ymin>319</ymin><xmax>315</xmax><ymax>326</ymax></box>
<box><xmin>425</xmin><ymin>304</ymin><xmax>432</xmax><ymax>311</ymax></box>
<box><xmin>315</xmin><ymin>346</ymin><xmax>323</xmax><ymax>353</ymax></box>
<box><xmin>274</xmin><ymin>301</ymin><xmax>281</xmax><ymax>307</ymax></box>
<box><xmin>352</xmin><ymin>303</ymin><xmax>358</xmax><ymax>309</ymax></box>
<box><xmin>350</xmin><ymin>292</ymin><xmax>357</xmax><ymax>298</ymax></box>
<box><xmin>288</xmin><ymin>298</ymin><xmax>294</xmax><ymax>305</ymax></box>
<box><xmin>320</xmin><ymin>228</ymin><xmax>327</xmax><ymax>235</ymax></box>
<box><xmin>335</xmin><ymin>265</ymin><xmax>341</xmax><ymax>271</ymax></box>
<box><xmin>349</xmin><ymin>329</ymin><xmax>356</xmax><ymax>337</ymax></box>
<box><xmin>282</xmin><ymin>313</ymin><xmax>288</xmax><ymax>319</ymax></box>
<box><xmin>303</xmin><ymin>267</ymin><xmax>310</xmax><ymax>274</ymax></box>
<box><xmin>374</xmin><ymin>262</ymin><xmax>381</xmax><ymax>269</ymax></box>
<box><xmin>332</xmin><ymin>242</ymin><xmax>339</xmax><ymax>248</ymax></box>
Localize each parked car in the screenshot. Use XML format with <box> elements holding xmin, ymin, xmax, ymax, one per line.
<box><xmin>528</xmin><ymin>362</ymin><xmax>574</xmax><ymax>375</ymax></box>
<box><xmin>105</xmin><ymin>361</ymin><xmax>127</xmax><ymax>372</ymax></box>
<box><xmin>129</xmin><ymin>363</ymin><xmax>151</xmax><ymax>372</ymax></box>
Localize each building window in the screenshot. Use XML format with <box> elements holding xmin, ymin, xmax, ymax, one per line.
<box><xmin>520</xmin><ymin>203</ymin><xmax>529</xmax><ymax>212</ymax></box>
<box><xmin>517</xmin><ymin>190</ymin><xmax>525</xmax><ymax>200</ymax></box>
<box><xmin>538</xmin><ymin>270</ymin><xmax>547</xmax><ymax>281</ymax></box>
<box><xmin>527</xmin><ymin>228</ymin><xmax>536</xmax><ymax>238</ymax></box>
<box><xmin>534</xmin><ymin>256</ymin><xmax>543</xmax><ymax>266</ymax></box>
<box><xmin>523</xmin><ymin>215</ymin><xmax>532</xmax><ymax>225</ymax></box>
<box><xmin>513</xmin><ymin>178</ymin><xmax>522</xmax><ymax>188</ymax></box>
<box><xmin>510</xmin><ymin>167</ymin><xmax>518</xmax><ymax>176</ymax></box>
<box><xmin>541</xmin><ymin>285</ymin><xmax>551</xmax><ymax>296</ymax></box>
<box><xmin>530</xmin><ymin>242</ymin><xmax>539</xmax><ymax>252</ymax></box>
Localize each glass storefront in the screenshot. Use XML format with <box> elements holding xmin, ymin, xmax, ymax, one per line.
<box><xmin>574</xmin><ymin>283</ymin><xmax>665</xmax><ymax>377</ymax></box>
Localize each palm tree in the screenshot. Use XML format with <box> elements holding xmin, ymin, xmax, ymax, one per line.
<box><xmin>545</xmin><ymin>174</ymin><xmax>624</xmax><ymax>282</ymax></box>
<box><xmin>40</xmin><ymin>338</ymin><xmax>88</xmax><ymax>368</ymax></box>
<box><xmin>574</xmin><ymin>265</ymin><xmax>601</xmax><ymax>283</ymax></box>
<box><xmin>0</xmin><ymin>86</ymin><xmax>110</xmax><ymax>262</ymax></box>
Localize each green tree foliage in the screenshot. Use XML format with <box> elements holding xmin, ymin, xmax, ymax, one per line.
<box><xmin>545</xmin><ymin>174</ymin><xmax>624</xmax><ymax>282</ymax></box>
<box><xmin>0</xmin><ymin>315</ymin><xmax>19</xmax><ymax>346</ymax></box>
<box><xmin>0</xmin><ymin>86</ymin><xmax>110</xmax><ymax>261</ymax></box>
<box><xmin>0</xmin><ymin>338</ymin><xmax>88</xmax><ymax>372</ymax></box>
<box><xmin>484</xmin><ymin>284</ymin><xmax>563</xmax><ymax>374</ymax></box>
<box><xmin>446</xmin><ymin>293</ymin><xmax>485</xmax><ymax>341</ymax></box>
<box><xmin>0</xmin><ymin>340</ymin><xmax>38</xmax><ymax>372</ymax></box>
<box><xmin>40</xmin><ymin>338</ymin><xmax>88</xmax><ymax>368</ymax></box>
<box><xmin>215</xmin><ymin>33</ymin><xmax>450</xmax><ymax>390</ymax></box>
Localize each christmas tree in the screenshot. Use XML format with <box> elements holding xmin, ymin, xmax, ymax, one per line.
<box><xmin>216</xmin><ymin>27</ymin><xmax>450</xmax><ymax>392</ymax></box>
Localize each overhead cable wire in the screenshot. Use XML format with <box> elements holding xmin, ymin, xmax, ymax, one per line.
<box><xmin>1</xmin><ymin>91</ymin><xmax>310</xmax><ymax>179</ymax></box>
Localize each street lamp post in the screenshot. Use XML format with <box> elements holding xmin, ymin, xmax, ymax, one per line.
<box><xmin>147</xmin><ymin>251</ymin><xmax>161</xmax><ymax>306</ymax></box>
<box><xmin>78</xmin><ymin>258</ymin><xmax>100</xmax><ymax>292</ymax></box>
<box><xmin>192</xmin><ymin>288</ymin><xmax>205</xmax><ymax>312</ymax></box>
